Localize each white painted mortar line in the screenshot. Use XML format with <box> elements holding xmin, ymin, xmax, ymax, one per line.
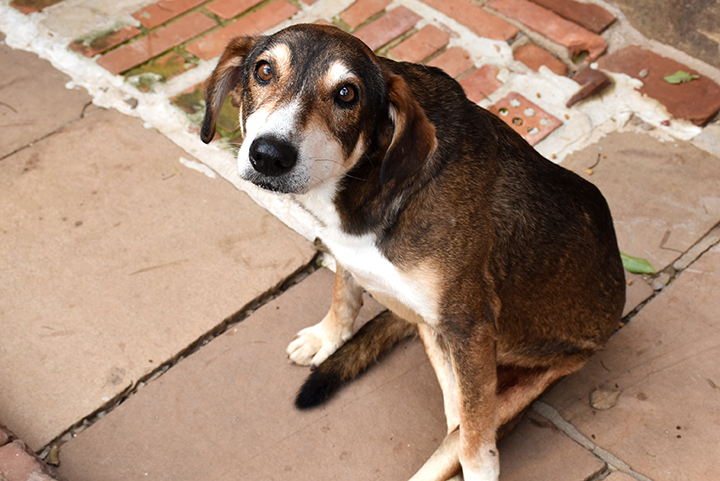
<box><xmin>532</xmin><ymin>401</ymin><xmax>654</xmax><ymax>481</ymax></box>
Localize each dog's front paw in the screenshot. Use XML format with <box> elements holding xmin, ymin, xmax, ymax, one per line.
<box><xmin>286</xmin><ymin>320</ymin><xmax>352</xmax><ymax>368</ymax></box>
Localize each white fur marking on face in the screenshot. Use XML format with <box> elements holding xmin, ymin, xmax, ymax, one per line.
<box><xmin>267</xmin><ymin>43</ymin><xmax>292</xmax><ymax>76</ymax></box>
<box><xmin>324</xmin><ymin>61</ymin><xmax>353</xmax><ymax>89</ymax></box>
<box><xmin>237</xmin><ymin>99</ymin><xmax>302</xmax><ymax>178</ymax></box>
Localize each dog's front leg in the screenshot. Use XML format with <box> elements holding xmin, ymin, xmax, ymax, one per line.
<box><xmin>449</xmin><ymin>321</ymin><xmax>500</xmax><ymax>481</ymax></box>
<box><xmin>287</xmin><ymin>264</ymin><xmax>363</xmax><ymax>367</ymax></box>
<box><xmin>416</xmin><ymin>324</ymin><xmax>460</xmax><ymax>433</ymax></box>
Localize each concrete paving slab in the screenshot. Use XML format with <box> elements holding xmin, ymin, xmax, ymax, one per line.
<box><xmin>56</xmin><ymin>268</ymin><xmax>447</xmax><ymax>481</ymax></box>
<box><xmin>0</xmin><ymin>33</ymin><xmax>92</xmax><ymax>159</ymax></box>
<box><xmin>55</xmin><ymin>267</ymin><xmax>608</xmax><ymax>481</ymax></box>
<box><xmin>692</xmin><ymin>121</ymin><xmax>720</xmax><ymax>158</ymax></box>
<box><xmin>561</xmin><ymin>132</ymin><xmax>720</xmax><ymax>273</ymax></box>
<box><xmin>542</xmin><ymin>243</ymin><xmax>720</xmax><ymax>481</ymax></box>
<box><xmin>0</xmin><ymin>108</ymin><xmax>314</xmax><ymax>450</ymax></box>
<box><xmin>237</xmin><ymin>357</ymin><xmax>446</xmax><ymax>481</ymax></box>
<box><xmin>624</xmin><ymin>272</ymin><xmax>653</xmax><ymax>317</ymax></box>
<box><xmin>498</xmin><ymin>410</ymin><xmax>604</xmax><ymax>481</ymax></box>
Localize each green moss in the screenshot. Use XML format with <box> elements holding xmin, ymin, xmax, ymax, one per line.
<box><xmin>72</xmin><ymin>22</ymin><xmax>131</xmax><ymax>50</ymax></box>
<box><xmin>125</xmin><ymin>52</ymin><xmax>196</xmax><ymax>90</ymax></box>
<box><xmin>172</xmin><ymin>87</ymin><xmax>205</xmax><ymax>116</ymax></box>
<box><xmin>126</xmin><ymin>72</ymin><xmax>163</xmax><ymax>93</ymax></box>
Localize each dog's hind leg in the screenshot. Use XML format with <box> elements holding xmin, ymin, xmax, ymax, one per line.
<box><xmin>409</xmin><ymin>428</ymin><xmax>461</xmax><ymax>481</ymax></box>
<box><xmin>287</xmin><ymin>264</ymin><xmax>363</xmax><ymax>367</ymax></box>
<box><xmin>495</xmin><ymin>358</ymin><xmax>588</xmax><ymax>428</ymax></box>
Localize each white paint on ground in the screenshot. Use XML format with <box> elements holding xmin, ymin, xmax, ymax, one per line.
<box><xmin>178</xmin><ymin>157</ymin><xmax>217</xmax><ymax>179</ymax></box>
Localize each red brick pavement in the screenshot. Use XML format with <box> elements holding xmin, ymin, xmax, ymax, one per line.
<box><xmin>353</xmin><ymin>6</ymin><xmax>421</xmax><ymax>51</ymax></box>
<box><xmin>487</xmin><ymin>0</ymin><xmax>607</xmax><ymax>63</ymax></box>
<box><xmin>426</xmin><ymin>46</ymin><xmax>474</xmax><ymax>78</ymax></box>
<box><xmin>9</xmin><ymin>0</ymin><xmax>716</xmax><ymax>136</ymax></box>
<box><xmin>459</xmin><ymin>65</ymin><xmax>503</xmax><ymax>103</ymax></box>
<box><xmin>389</xmin><ymin>25</ymin><xmax>450</xmax><ymax>63</ymax></box>
<box><xmin>132</xmin><ymin>0</ymin><xmax>208</xmax><ymax>29</ymax></box>
<box><xmin>528</xmin><ymin>0</ymin><xmax>616</xmax><ymax>34</ymax></box>
<box><xmin>340</xmin><ymin>0</ymin><xmax>392</xmax><ymax>30</ymax></box>
<box><xmin>185</xmin><ymin>0</ymin><xmax>299</xmax><ymax>60</ymax></box>
<box><xmin>97</xmin><ymin>12</ymin><xmax>217</xmax><ymax>74</ymax></box>
<box><xmin>599</xmin><ymin>45</ymin><xmax>720</xmax><ymax>126</ymax></box>
<box><xmin>421</xmin><ymin>0</ymin><xmax>519</xmax><ymax>41</ymax></box>
<box><xmin>69</xmin><ymin>26</ymin><xmax>141</xmax><ymax>58</ymax></box>
<box><xmin>489</xmin><ymin>93</ymin><xmax>563</xmax><ymax>145</ymax></box>
<box><xmin>206</xmin><ymin>0</ymin><xmax>266</xmax><ymax>21</ymax></box>
<box><xmin>0</xmin><ymin>424</ymin><xmax>60</xmax><ymax>481</ymax></box>
<box><xmin>514</xmin><ymin>43</ymin><xmax>567</xmax><ymax>76</ymax></box>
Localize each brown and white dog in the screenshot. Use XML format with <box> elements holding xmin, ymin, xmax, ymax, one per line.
<box><xmin>201</xmin><ymin>24</ymin><xmax>625</xmax><ymax>481</ymax></box>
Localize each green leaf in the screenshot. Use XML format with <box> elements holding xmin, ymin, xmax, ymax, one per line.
<box><xmin>663</xmin><ymin>70</ymin><xmax>700</xmax><ymax>84</ymax></box>
<box><xmin>621</xmin><ymin>252</ymin><xmax>657</xmax><ymax>274</ymax></box>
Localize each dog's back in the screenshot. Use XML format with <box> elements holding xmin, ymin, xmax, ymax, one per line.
<box><xmin>367</xmin><ymin>60</ymin><xmax>626</xmax><ymax>363</ymax></box>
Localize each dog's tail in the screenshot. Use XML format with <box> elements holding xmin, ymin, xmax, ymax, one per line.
<box><xmin>295</xmin><ymin>310</ymin><xmax>416</xmax><ymax>409</ymax></box>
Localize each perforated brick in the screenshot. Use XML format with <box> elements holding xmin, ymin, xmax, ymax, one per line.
<box><xmin>489</xmin><ymin>93</ymin><xmax>562</xmax><ymax>145</ymax></box>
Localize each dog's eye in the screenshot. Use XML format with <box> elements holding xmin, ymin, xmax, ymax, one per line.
<box><xmin>255</xmin><ymin>61</ymin><xmax>273</xmax><ymax>83</ymax></box>
<box><xmin>335</xmin><ymin>84</ymin><xmax>358</xmax><ymax>107</ymax></box>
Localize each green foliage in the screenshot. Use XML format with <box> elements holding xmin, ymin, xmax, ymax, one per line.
<box><xmin>663</xmin><ymin>70</ymin><xmax>700</xmax><ymax>84</ymax></box>
<box><xmin>621</xmin><ymin>252</ymin><xmax>657</xmax><ymax>274</ymax></box>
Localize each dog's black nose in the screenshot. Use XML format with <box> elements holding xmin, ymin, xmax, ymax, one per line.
<box><xmin>249</xmin><ymin>136</ymin><xmax>298</xmax><ymax>177</ymax></box>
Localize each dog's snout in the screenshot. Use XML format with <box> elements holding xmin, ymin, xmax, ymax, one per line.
<box><xmin>249</xmin><ymin>136</ymin><xmax>298</xmax><ymax>177</ymax></box>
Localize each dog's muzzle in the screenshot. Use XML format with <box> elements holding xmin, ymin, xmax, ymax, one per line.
<box><xmin>249</xmin><ymin>135</ymin><xmax>298</xmax><ymax>177</ymax></box>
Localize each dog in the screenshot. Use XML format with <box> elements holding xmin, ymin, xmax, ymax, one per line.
<box><xmin>201</xmin><ymin>24</ymin><xmax>626</xmax><ymax>481</ymax></box>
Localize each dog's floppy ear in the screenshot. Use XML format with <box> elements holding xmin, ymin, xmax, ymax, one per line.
<box><xmin>201</xmin><ymin>36</ymin><xmax>259</xmax><ymax>144</ymax></box>
<box><xmin>379</xmin><ymin>73</ymin><xmax>438</xmax><ymax>186</ymax></box>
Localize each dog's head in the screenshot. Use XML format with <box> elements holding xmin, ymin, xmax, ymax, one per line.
<box><xmin>201</xmin><ymin>24</ymin><xmax>437</xmax><ymax>194</ymax></box>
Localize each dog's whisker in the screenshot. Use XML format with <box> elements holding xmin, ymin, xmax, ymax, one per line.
<box><xmin>312</xmin><ymin>157</ymin><xmax>367</xmax><ymax>182</ymax></box>
<box><xmin>362</xmin><ymin>152</ymin><xmax>374</xmax><ymax>167</ymax></box>
<box><xmin>343</xmin><ymin>172</ymin><xmax>367</xmax><ymax>181</ymax></box>
<box><xmin>312</xmin><ymin>157</ymin><xmax>342</xmax><ymax>165</ymax></box>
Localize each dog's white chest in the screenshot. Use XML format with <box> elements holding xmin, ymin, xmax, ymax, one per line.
<box><xmin>297</xmin><ymin>187</ymin><xmax>440</xmax><ymax>325</ymax></box>
<box><xmin>327</xmin><ymin>233</ymin><xmax>439</xmax><ymax>325</ymax></box>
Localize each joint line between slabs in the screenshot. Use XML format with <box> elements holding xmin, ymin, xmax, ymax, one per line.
<box><xmin>531</xmin><ymin>401</ymin><xmax>654</xmax><ymax>481</ymax></box>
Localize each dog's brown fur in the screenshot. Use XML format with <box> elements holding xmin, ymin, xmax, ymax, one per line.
<box><xmin>202</xmin><ymin>24</ymin><xmax>626</xmax><ymax>481</ymax></box>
